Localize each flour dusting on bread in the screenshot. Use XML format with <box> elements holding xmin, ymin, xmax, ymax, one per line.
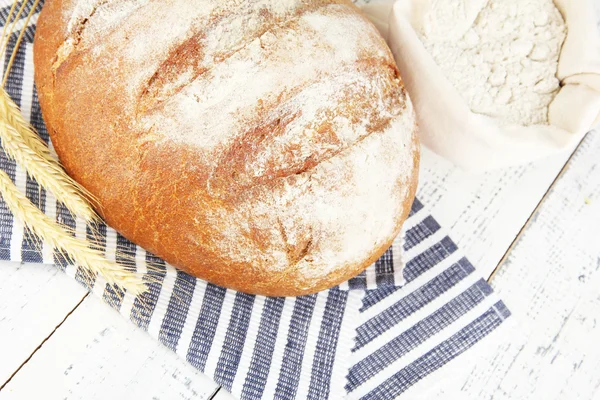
<box><xmin>34</xmin><ymin>0</ymin><xmax>419</xmax><ymax>296</ymax></box>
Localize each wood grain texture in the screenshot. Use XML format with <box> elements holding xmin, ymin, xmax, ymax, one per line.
<box><xmin>423</xmin><ymin>129</ymin><xmax>600</xmax><ymax>400</ymax></box>
<box><xmin>1</xmin><ymin>2</ymin><xmax>595</xmax><ymax>396</ymax></box>
<box><xmin>211</xmin><ymin>388</ymin><xmax>237</xmax><ymax>400</ymax></box>
<box><xmin>0</xmin><ymin>293</ymin><xmax>219</xmax><ymax>400</ymax></box>
<box><xmin>0</xmin><ymin>262</ymin><xmax>87</xmax><ymax>387</ymax></box>
<box><xmin>4</xmin><ymin>10</ymin><xmax>600</xmax><ymax>393</ymax></box>
<box><xmin>0</xmin><ymin>139</ymin><xmax>590</xmax><ymax>399</ymax></box>
<box><xmin>417</xmin><ymin>0</ymin><xmax>600</xmax><ymax>281</ymax></box>
<box><xmin>418</xmin><ymin>141</ymin><xmax>581</xmax><ymax>279</ymax></box>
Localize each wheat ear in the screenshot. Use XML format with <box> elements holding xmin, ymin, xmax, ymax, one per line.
<box><xmin>0</xmin><ymin>0</ymin><xmax>98</xmax><ymax>222</ymax></box>
<box><xmin>0</xmin><ymin>89</ymin><xmax>99</xmax><ymax>222</ymax></box>
<box><xmin>0</xmin><ymin>170</ymin><xmax>147</xmax><ymax>295</ymax></box>
<box><xmin>0</xmin><ymin>0</ymin><xmax>147</xmax><ymax>295</ymax></box>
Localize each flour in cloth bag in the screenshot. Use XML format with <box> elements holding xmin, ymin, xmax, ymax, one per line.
<box><xmin>417</xmin><ymin>0</ymin><xmax>567</xmax><ymax>126</ymax></box>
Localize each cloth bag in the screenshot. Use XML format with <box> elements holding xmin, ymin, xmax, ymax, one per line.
<box><xmin>358</xmin><ymin>0</ymin><xmax>600</xmax><ymax>171</ymax></box>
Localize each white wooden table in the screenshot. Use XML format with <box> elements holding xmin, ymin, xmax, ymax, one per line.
<box><xmin>0</xmin><ymin>126</ymin><xmax>599</xmax><ymax>400</ymax></box>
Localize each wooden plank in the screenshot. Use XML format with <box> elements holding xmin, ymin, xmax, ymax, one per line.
<box><xmin>211</xmin><ymin>388</ymin><xmax>237</xmax><ymax>400</ymax></box>
<box><xmin>418</xmin><ymin>135</ymin><xmax>583</xmax><ymax>279</ymax></box>
<box><xmin>0</xmin><ymin>294</ymin><xmax>219</xmax><ymax>400</ymax></box>
<box><xmin>0</xmin><ymin>122</ymin><xmax>593</xmax><ymax>400</ymax></box>
<box><xmin>0</xmin><ymin>133</ymin><xmax>590</xmax><ymax>399</ymax></box>
<box><xmin>0</xmin><ymin>136</ymin><xmax>586</xmax><ymax>399</ymax></box>
<box><xmin>0</xmin><ymin>262</ymin><xmax>87</xmax><ymax>386</ymax></box>
<box><xmin>425</xmin><ymin>130</ymin><xmax>600</xmax><ymax>399</ymax></box>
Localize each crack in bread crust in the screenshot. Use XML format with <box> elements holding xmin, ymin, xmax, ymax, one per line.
<box><xmin>205</xmin><ymin>60</ymin><xmax>407</xmax><ymax>198</ymax></box>
<box><xmin>52</xmin><ymin>0</ymin><xmax>120</xmax><ymax>74</ymax></box>
<box><xmin>136</xmin><ymin>0</ymin><xmax>350</xmax><ymax>114</ymax></box>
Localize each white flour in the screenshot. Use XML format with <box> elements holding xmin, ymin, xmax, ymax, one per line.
<box><xmin>418</xmin><ymin>0</ymin><xmax>567</xmax><ymax>126</ymax></box>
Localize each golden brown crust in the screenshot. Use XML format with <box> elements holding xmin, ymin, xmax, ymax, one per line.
<box><xmin>34</xmin><ymin>0</ymin><xmax>420</xmax><ymax>296</ymax></box>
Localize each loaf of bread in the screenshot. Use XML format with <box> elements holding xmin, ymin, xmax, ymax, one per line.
<box><xmin>33</xmin><ymin>0</ymin><xmax>419</xmax><ymax>296</ymax></box>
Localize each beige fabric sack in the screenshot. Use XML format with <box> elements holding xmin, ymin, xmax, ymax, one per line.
<box><xmin>359</xmin><ymin>0</ymin><xmax>600</xmax><ymax>171</ymax></box>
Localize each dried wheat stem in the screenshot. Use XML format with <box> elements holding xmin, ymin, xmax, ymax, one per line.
<box><xmin>0</xmin><ymin>87</ymin><xmax>99</xmax><ymax>222</ymax></box>
<box><xmin>0</xmin><ymin>86</ymin><xmax>58</xmax><ymax>162</ymax></box>
<box><xmin>0</xmin><ymin>0</ymin><xmax>97</xmax><ymax>221</ymax></box>
<box><xmin>0</xmin><ymin>0</ymin><xmax>18</xmax><ymax>54</ymax></box>
<box><xmin>2</xmin><ymin>0</ymin><xmax>41</xmax><ymax>86</ymax></box>
<box><xmin>0</xmin><ymin>169</ymin><xmax>147</xmax><ymax>295</ymax></box>
<box><xmin>0</xmin><ymin>0</ymin><xmax>27</xmax><ymax>58</ymax></box>
<box><xmin>0</xmin><ymin>1</ymin><xmax>145</xmax><ymax>296</ymax></box>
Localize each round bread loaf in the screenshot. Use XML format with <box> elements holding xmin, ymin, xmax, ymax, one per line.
<box><xmin>33</xmin><ymin>0</ymin><xmax>419</xmax><ymax>296</ymax></box>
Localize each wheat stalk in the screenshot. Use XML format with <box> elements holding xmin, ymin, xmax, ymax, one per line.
<box><xmin>0</xmin><ymin>93</ymin><xmax>99</xmax><ymax>222</ymax></box>
<box><xmin>0</xmin><ymin>0</ymin><xmax>148</xmax><ymax>295</ymax></box>
<box><xmin>0</xmin><ymin>170</ymin><xmax>147</xmax><ymax>295</ymax></box>
<box><xmin>0</xmin><ymin>0</ymin><xmax>27</xmax><ymax>59</ymax></box>
<box><xmin>0</xmin><ymin>0</ymin><xmax>98</xmax><ymax>222</ymax></box>
<box><xmin>0</xmin><ymin>93</ymin><xmax>99</xmax><ymax>219</ymax></box>
<box><xmin>0</xmin><ymin>1</ymin><xmax>18</xmax><ymax>56</ymax></box>
<box><xmin>2</xmin><ymin>0</ymin><xmax>40</xmax><ymax>86</ymax></box>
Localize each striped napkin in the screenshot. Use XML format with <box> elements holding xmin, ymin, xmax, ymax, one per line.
<box><xmin>0</xmin><ymin>3</ymin><xmax>510</xmax><ymax>399</ymax></box>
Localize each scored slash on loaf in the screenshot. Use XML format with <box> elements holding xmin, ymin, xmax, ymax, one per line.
<box><xmin>34</xmin><ymin>0</ymin><xmax>419</xmax><ymax>296</ymax></box>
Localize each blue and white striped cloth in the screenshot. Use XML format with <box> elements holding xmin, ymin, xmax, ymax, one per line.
<box><xmin>0</xmin><ymin>3</ymin><xmax>510</xmax><ymax>398</ymax></box>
